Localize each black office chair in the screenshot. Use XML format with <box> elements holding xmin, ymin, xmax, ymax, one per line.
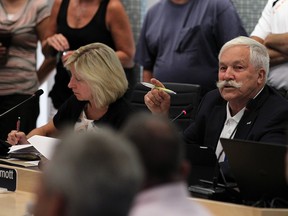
<box><xmin>129</xmin><ymin>82</ymin><xmax>201</xmax><ymax>131</ymax></box>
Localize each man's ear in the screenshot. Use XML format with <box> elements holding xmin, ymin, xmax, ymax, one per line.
<box><xmin>258</xmin><ymin>69</ymin><xmax>266</xmax><ymax>84</ymax></box>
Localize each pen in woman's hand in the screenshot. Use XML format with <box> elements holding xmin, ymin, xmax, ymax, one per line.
<box><xmin>16</xmin><ymin>116</ymin><xmax>21</xmax><ymax>132</ymax></box>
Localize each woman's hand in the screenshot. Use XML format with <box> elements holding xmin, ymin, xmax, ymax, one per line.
<box><xmin>46</xmin><ymin>33</ymin><xmax>70</xmax><ymax>52</ymax></box>
<box><xmin>7</xmin><ymin>130</ymin><xmax>29</xmax><ymax>145</ymax></box>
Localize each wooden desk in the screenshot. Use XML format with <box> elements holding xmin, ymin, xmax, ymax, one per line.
<box><xmin>0</xmin><ymin>191</ymin><xmax>35</xmax><ymax>216</ymax></box>
<box><xmin>0</xmin><ymin>164</ymin><xmax>41</xmax><ymax>216</ymax></box>
<box><xmin>192</xmin><ymin>197</ymin><xmax>288</xmax><ymax>216</ymax></box>
<box><xmin>1</xmin><ymin>163</ymin><xmax>288</xmax><ymax>216</ymax></box>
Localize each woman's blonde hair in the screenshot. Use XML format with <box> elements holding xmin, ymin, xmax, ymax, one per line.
<box><xmin>65</xmin><ymin>43</ymin><xmax>128</xmax><ymax>108</ymax></box>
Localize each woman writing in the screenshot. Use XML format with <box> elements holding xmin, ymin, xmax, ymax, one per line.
<box><xmin>7</xmin><ymin>42</ymin><xmax>134</xmax><ymax>145</ymax></box>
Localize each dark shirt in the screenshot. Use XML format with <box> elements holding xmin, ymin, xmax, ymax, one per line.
<box><xmin>53</xmin><ymin>95</ymin><xmax>134</xmax><ymax>131</ymax></box>
<box><xmin>135</xmin><ymin>0</ymin><xmax>247</xmax><ymax>96</ymax></box>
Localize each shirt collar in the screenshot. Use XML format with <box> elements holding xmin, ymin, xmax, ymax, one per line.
<box><xmin>226</xmin><ymin>86</ymin><xmax>264</xmax><ymax>120</ymax></box>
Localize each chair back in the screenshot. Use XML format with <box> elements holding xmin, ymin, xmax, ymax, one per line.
<box><xmin>130</xmin><ymin>82</ymin><xmax>201</xmax><ymax>131</ymax></box>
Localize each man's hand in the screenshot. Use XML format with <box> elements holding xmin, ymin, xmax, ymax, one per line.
<box><xmin>144</xmin><ymin>78</ymin><xmax>171</xmax><ymax>116</ymax></box>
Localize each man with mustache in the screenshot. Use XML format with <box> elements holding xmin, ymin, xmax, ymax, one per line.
<box><xmin>144</xmin><ymin>36</ymin><xmax>288</xmax><ymax>165</ymax></box>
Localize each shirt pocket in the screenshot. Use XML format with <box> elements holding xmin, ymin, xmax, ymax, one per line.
<box><xmin>175</xmin><ymin>26</ymin><xmax>201</xmax><ymax>53</ymax></box>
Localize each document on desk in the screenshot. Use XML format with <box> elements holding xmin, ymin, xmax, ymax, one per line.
<box><xmin>9</xmin><ymin>135</ymin><xmax>60</xmax><ymax>160</ymax></box>
<box><xmin>3</xmin><ymin>143</ymin><xmax>40</xmax><ymax>167</ymax></box>
<box><xmin>28</xmin><ymin>135</ymin><xmax>59</xmax><ymax>160</ymax></box>
<box><xmin>8</xmin><ymin>144</ymin><xmax>33</xmax><ymax>153</ymax></box>
<box><xmin>0</xmin><ymin>158</ymin><xmax>39</xmax><ymax>167</ymax></box>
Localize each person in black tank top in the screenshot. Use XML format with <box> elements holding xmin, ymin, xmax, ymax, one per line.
<box><xmin>43</xmin><ymin>0</ymin><xmax>136</xmax><ymax>109</ymax></box>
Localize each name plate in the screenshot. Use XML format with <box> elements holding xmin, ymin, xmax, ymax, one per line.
<box><xmin>0</xmin><ymin>167</ymin><xmax>17</xmax><ymax>191</ymax></box>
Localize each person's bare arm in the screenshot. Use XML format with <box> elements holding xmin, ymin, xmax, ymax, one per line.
<box><xmin>267</xmin><ymin>48</ymin><xmax>288</xmax><ymax>67</ymax></box>
<box><xmin>264</xmin><ymin>33</ymin><xmax>288</xmax><ymax>66</ymax></box>
<box><xmin>7</xmin><ymin>120</ymin><xmax>58</xmax><ymax>145</ymax></box>
<box><xmin>265</xmin><ymin>33</ymin><xmax>288</xmax><ymax>55</ymax></box>
<box><xmin>251</xmin><ymin>35</ymin><xmax>288</xmax><ymax>66</ymax></box>
<box><xmin>26</xmin><ymin>120</ymin><xmax>58</xmax><ymax>139</ymax></box>
<box><xmin>37</xmin><ymin>57</ymin><xmax>57</xmax><ymax>85</ymax></box>
<box><xmin>42</xmin><ymin>0</ymin><xmax>69</xmax><ymax>55</ymax></box>
<box><xmin>142</xmin><ymin>69</ymin><xmax>154</xmax><ymax>82</ymax></box>
<box><xmin>35</xmin><ymin>17</ymin><xmax>57</xmax><ymax>84</ymax></box>
<box><xmin>107</xmin><ymin>0</ymin><xmax>135</xmax><ymax>68</ymax></box>
<box><xmin>251</xmin><ymin>36</ymin><xmax>264</xmax><ymax>44</ymax></box>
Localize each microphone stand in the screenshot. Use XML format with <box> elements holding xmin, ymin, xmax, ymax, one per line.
<box><xmin>171</xmin><ymin>110</ymin><xmax>186</xmax><ymax>122</ymax></box>
<box><xmin>0</xmin><ymin>89</ymin><xmax>43</xmax><ymax>118</ymax></box>
<box><xmin>171</xmin><ymin>104</ymin><xmax>194</xmax><ymax>122</ymax></box>
<box><xmin>0</xmin><ymin>89</ymin><xmax>44</xmax><ymax>155</ymax></box>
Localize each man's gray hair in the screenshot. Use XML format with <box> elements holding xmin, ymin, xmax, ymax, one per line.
<box><xmin>219</xmin><ymin>36</ymin><xmax>270</xmax><ymax>79</ymax></box>
<box><xmin>42</xmin><ymin>129</ymin><xmax>143</xmax><ymax>216</ymax></box>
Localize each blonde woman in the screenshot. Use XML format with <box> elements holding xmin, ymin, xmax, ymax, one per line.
<box><xmin>7</xmin><ymin>42</ymin><xmax>134</xmax><ymax>145</ymax></box>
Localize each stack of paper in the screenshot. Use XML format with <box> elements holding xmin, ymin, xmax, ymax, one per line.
<box><xmin>0</xmin><ymin>135</ymin><xmax>60</xmax><ymax>167</ymax></box>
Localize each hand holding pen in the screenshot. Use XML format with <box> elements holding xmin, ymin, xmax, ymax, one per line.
<box><xmin>7</xmin><ymin>130</ymin><xmax>28</xmax><ymax>145</ymax></box>
<box><xmin>6</xmin><ymin>117</ymin><xmax>28</xmax><ymax>145</ymax></box>
<box><xmin>143</xmin><ymin>78</ymin><xmax>172</xmax><ymax>115</ymax></box>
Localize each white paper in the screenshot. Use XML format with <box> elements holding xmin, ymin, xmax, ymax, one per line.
<box><xmin>24</xmin><ymin>161</ymin><xmax>40</xmax><ymax>166</ymax></box>
<box><xmin>8</xmin><ymin>144</ymin><xmax>33</xmax><ymax>153</ymax></box>
<box><xmin>28</xmin><ymin>135</ymin><xmax>60</xmax><ymax>160</ymax></box>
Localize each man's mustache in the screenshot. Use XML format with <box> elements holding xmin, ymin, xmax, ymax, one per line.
<box><xmin>216</xmin><ymin>80</ymin><xmax>242</xmax><ymax>89</ymax></box>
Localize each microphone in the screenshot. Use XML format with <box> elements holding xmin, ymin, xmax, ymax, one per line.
<box><xmin>0</xmin><ymin>89</ymin><xmax>44</xmax><ymax>118</ymax></box>
<box><xmin>33</xmin><ymin>89</ymin><xmax>44</xmax><ymax>97</ymax></box>
<box><xmin>171</xmin><ymin>104</ymin><xmax>194</xmax><ymax>122</ymax></box>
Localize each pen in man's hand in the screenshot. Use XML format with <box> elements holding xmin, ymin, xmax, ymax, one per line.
<box><xmin>141</xmin><ymin>82</ymin><xmax>177</xmax><ymax>94</ymax></box>
<box><xmin>16</xmin><ymin>116</ymin><xmax>21</xmax><ymax>132</ymax></box>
